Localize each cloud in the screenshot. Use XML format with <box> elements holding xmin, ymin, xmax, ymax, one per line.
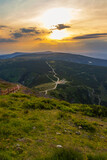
<box><xmin>0</xmin><ymin>25</ymin><xmax>7</xmax><ymax>28</ymax></box>
<box><xmin>20</xmin><ymin>27</ymin><xmax>40</xmax><ymax>34</ymax></box>
<box><xmin>73</xmin><ymin>33</ymin><xmax>107</xmax><ymax>39</ymax></box>
<box><xmin>11</xmin><ymin>27</ymin><xmax>51</xmax><ymax>39</ymax></box>
<box><xmin>0</xmin><ymin>25</ymin><xmax>9</xmax><ymax>30</ymax></box>
<box><xmin>0</xmin><ymin>38</ymin><xmax>16</xmax><ymax>43</ymax></box>
<box><xmin>12</xmin><ymin>32</ymin><xmax>23</xmax><ymax>39</ymax></box>
<box><xmin>35</xmin><ymin>38</ymin><xmax>42</xmax><ymax>41</ymax></box>
<box><xmin>55</xmin><ymin>24</ymin><xmax>71</xmax><ymax>30</ymax></box>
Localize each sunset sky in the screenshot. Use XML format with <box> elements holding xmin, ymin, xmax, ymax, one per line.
<box><xmin>0</xmin><ymin>0</ymin><xmax>107</xmax><ymax>58</ymax></box>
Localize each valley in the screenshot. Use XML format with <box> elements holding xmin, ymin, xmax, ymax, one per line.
<box><xmin>0</xmin><ymin>53</ymin><xmax>107</xmax><ymax>106</ymax></box>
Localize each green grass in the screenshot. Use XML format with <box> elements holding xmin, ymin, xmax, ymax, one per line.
<box><xmin>0</xmin><ymin>93</ymin><xmax>107</xmax><ymax>159</ymax></box>
<box><xmin>34</xmin><ymin>82</ymin><xmax>55</xmax><ymax>92</ymax></box>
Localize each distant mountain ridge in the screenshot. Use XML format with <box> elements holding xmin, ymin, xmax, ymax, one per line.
<box><xmin>0</xmin><ymin>51</ymin><xmax>107</xmax><ymax>67</ymax></box>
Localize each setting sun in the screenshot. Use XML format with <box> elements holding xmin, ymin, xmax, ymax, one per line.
<box><xmin>41</xmin><ymin>8</ymin><xmax>71</xmax><ymax>29</ymax></box>
<box><xmin>49</xmin><ymin>30</ymin><xmax>69</xmax><ymax>40</ymax></box>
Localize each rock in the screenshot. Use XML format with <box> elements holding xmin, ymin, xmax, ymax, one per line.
<box><xmin>99</xmin><ymin>124</ymin><xmax>104</xmax><ymax>127</ymax></box>
<box><xmin>76</xmin><ymin>131</ymin><xmax>81</xmax><ymax>135</ymax></box>
<box><xmin>56</xmin><ymin>132</ymin><xmax>61</xmax><ymax>135</ymax></box>
<box><xmin>17</xmin><ymin>138</ymin><xmax>25</xmax><ymax>142</ymax></box>
<box><xmin>88</xmin><ymin>136</ymin><xmax>93</xmax><ymax>140</ymax></box>
<box><xmin>78</xmin><ymin>126</ymin><xmax>82</xmax><ymax>129</ymax></box>
<box><xmin>17</xmin><ymin>138</ymin><xmax>32</xmax><ymax>143</ymax></box>
<box><xmin>6</xmin><ymin>146</ymin><xmax>9</xmax><ymax>149</ymax></box>
<box><xmin>33</xmin><ymin>126</ymin><xmax>36</xmax><ymax>130</ymax></box>
<box><xmin>63</xmin><ymin>129</ymin><xmax>72</xmax><ymax>134</ymax></box>
<box><xmin>56</xmin><ymin>145</ymin><xmax>63</xmax><ymax>148</ymax></box>
<box><xmin>24</xmin><ymin>110</ymin><xmax>29</xmax><ymax>114</ymax></box>
<box><xmin>16</xmin><ymin>144</ymin><xmax>20</xmax><ymax>147</ymax></box>
<box><xmin>100</xmin><ymin>136</ymin><xmax>105</xmax><ymax>139</ymax></box>
<box><xmin>16</xmin><ymin>147</ymin><xmax>23</xmax><ymax>153</ymax></box>
<box><xmin>64</xmin><ymin>129</ymin><xmax>67</xmax><ymax>133</ymax></box>
<box><xmin>36</xmin><ymin>139</ymin><xmax>44</xmax><ymax>143</ymax></box>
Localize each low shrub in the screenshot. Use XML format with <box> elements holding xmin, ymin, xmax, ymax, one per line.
<box><xmin>22</xmin><ymin>100</ymin><xmax>36</xmax><ymax>109</ymax></box>
<box><xmin>87</xmin><ymin>153</ymin><xmax>107</xmax><ymax>160</ymax></box>
<box><xmin>44</xmin><ymin>148</ymin><xmax>85</xmax><ymax>160</ymax></box>
<box><xmin>73</xmin><ymin>119</ymin><xmax>96</xmax><ymax>132</ymax></box>
<box><xmin>57</xmin><ymin>105</ymin><xmax>76</xmax><ymax>113</ymax></box>
<box><xmin>0</xmin><ymin>152</ymin><xmax>11</xmax><ymax>160</ymax></box>
<box><xmin>80</xmin><ymin>104</ymin><xmax>107</xmax><ymax>117</ymax></box>
<box><xmin>36</xmin><ymin>102</ymin><xmax>54</xmax><ymax>110</ymax></box>
<box><xmin>0</xmin><ymin>100</ymin><xmax>10</xmax><ymax>108</ymax></box>
<box><xmin>57</xmin><ymin>111</ymin><xmax>70</xmax><ymax>120</ymax></box>
<box><xmin>10</xmin><ymin>93</ymin><xmax>30</xmax><ymax>98</ymax></box>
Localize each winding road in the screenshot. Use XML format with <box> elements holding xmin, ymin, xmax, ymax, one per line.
<box><xmin>44</xmin><ymin>61</ymin><xmax>67</xmax><ymax>95</ymax></box>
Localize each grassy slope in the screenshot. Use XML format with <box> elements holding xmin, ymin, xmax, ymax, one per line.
<box><xmin>0</xmin><ymin>93</ymin><xmax>107</xmax><ymax>160</ymax></box>
<box><xmin>34</xmin><ymin>82</ymin><xmax>55</xmax><ymax>92</ymax></box>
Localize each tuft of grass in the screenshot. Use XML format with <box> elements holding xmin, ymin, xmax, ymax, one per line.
<box><xmin>0</xmin><ymin>152</ymin><xmax>11</xmax><ymax>160</ymax></box>
<box><xmin>57</xmin><ymin>111</ymin><xmax>71</xmax><ymax>120</ymax></box>
<box><xmin>43</xmin><ymin>148</ymin><xmax>85</xmax><ymax>160</ymax></box>
<box><xmin>0</xmin><ymin>100</ymin><xmax>10</xmax><ymax>108</ymax></box>
<box><xmin>87</xmin><ymin>153</ymin><xmax>107</xmax><ymax>160</ymax></box>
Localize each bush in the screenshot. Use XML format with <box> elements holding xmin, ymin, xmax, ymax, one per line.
<box><xmin>22</xmin><ymin>100</ymin><xmax>36</xmax><ymax>109</ymax></box>
<box><xmin>57</xmin><ymin>105</ymin><xmax>76</xmax><ymax>113</ymax></box>
<box><xmin>0</xmin><ymin>152</ymin><xmax>11</xmax><ymax>160</ymax></box>
<box><xmin>87</xmin><ymin>153</ymin><xmax>107</xmax><ymax>160</ymax></box>
<box><xmin>44</xmin><ymin>148</ymin><xmax>85</xmax><ymax>160</ymax></box>
<box><xmin>0</xmin><ymin>100</ymin><xmax>10</xmax><ymax>108</ymax></box>
<box><xmin>0</xmin><ymin>125</ymin><xmax>11</xmax><ymax>138</ymax></box>
<box><xmin>81</xmin><ymin>104</ymin><xmax>107</xmax><ymax>117</ymax></box>
<box><xmin>36</xmin><ymin>102</ymin><xmax>54</xmax><ymax>110</ymax></box>
<box><xmin>22</xmin><ymin>98</ymin><xmax>55</xmax><ymax>110</ymax></box>
<box><xmin>10</xmin><ymin>93</ymin><xmax>30</xmax><ymax>98</ymax></box>
<box><xmin>57</xmin><ymin>111</ymin><xmax>70</xmax><ymax>120</ymax></box>
<box><xmin>74</xmin><ymin>119</ymin><xmax>96</xmax><ymax>132</ymax></box>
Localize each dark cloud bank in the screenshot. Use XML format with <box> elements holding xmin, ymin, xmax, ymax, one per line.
<box><xmin>0</xmin><ymin>38</ymin><xmax>16</xmax><ymax>43</ymax></box>
<box><xmin>11</xmin><ymin>27</ymin><xmax>41</xmax><ymax>39</ymax></box>
<box><xmin>73</xmin><ymin>33</ymin><xmax>107</xmax><ymax>39</ymax></box>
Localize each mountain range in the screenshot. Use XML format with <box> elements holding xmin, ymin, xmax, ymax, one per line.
<box><xmin>0</xmin><ymin>51</ymin><xmax>107</xmax><ymax>67</ymax></box>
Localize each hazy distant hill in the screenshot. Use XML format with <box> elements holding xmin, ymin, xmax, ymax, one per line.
<box><xmin>0</xmin><ymin>51</ymin><xmax>107</xmax><ymax>67</ymax></box>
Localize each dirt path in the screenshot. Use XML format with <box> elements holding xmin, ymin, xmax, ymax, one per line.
<box><xmin>43</xmin><ymin>61</ymin><xmax>67</xmax><ymax>95</ymax></box>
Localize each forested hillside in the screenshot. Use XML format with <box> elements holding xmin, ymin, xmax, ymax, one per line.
<box><xmin>0</xmin><ymin>58</ymin><xmax>107</xmax><ymax>106</ymax></box>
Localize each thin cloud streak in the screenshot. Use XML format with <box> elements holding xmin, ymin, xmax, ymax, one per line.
<box><xmin>73</xmin><ymin>33</ymin><xmax>107</xmax><ymax>40</ymax></box>
<box><xmin>0</xmin><ymin>38</ymin><xmax>17</xmax><ymax>43</ymax></box>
